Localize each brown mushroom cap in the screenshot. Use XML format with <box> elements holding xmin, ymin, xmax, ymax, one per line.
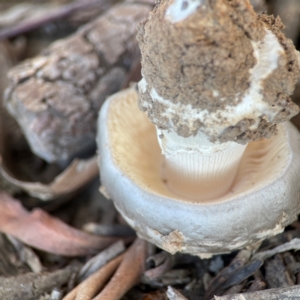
<box><xmin>97</xmin><ymin>87</ymin><xmax>300</xmax><ymax>255</ymax></box>
<box><xmin>138</xmin><ymin>0</ymin><xmax>300</xmax><ymax>143</ymax></box>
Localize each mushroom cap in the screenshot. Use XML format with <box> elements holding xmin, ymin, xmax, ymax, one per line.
<box><xmin>138</xmin><ymin>0</ymin><xmax>300</xmax><ymax>143</ymax></box>
<box><xmin>97</xmin><ymin>87</ymin><xmax>300</xmax><ymax>256</ymax></box>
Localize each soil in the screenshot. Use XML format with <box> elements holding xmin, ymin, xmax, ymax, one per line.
<box><xmin>138</xmin><ymin>0</ymin><xmax>300</xmax><ymax>143</ymax></box>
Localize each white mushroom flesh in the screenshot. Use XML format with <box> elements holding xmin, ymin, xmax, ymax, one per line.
<box><xmin>156</xmin><ymin>128</ymin><xmax>246</xmax><ymax>200</ymax></box>
<box><xmin>97</xmin><ymin>87</ymin><xmax>300</xmax><ymax>255</ymax></box>
<box><xmin>138</xmin><ymin>27</ymin><xmax>285</xmax><ymax>200</ymax></box>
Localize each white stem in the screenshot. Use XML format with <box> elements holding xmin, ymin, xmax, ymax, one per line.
<box><xmin>157</xmin><ymin>128</ymin><xmax>247</xmax><ymax>201</ymax></box>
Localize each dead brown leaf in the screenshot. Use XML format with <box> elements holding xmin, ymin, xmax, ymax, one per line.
<box><xmin>0</xmin><ymin>155</ymin><xmax>99</xmax><ymax>201</ymax></box>
<box><xmin>0</xmin><ymin>192</ymin><xmax>121</xmax><ymax>256</ymax></box>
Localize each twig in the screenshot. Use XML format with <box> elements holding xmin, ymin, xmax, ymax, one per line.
<box><xmin>78</xmin><ymin>240</ymin><xmax>125</xmax><ymax>281</ymax></box>
<box><xmin>144</xmin><ymin>253</ymin><xmax>175</xmax><ymax>280</ymax></box>
<box><xmin>252</xmin><ymin>238</ymin><xmax>300</xmax><ymax>261</ymax></box>
<box><xmin>62</xmin><ymin>254</ymin><xmax>123</xmax><ymax>300</ymax></box>
<box><xmin>93</xmin><ymin>238</ymin><xmax>148</xmax><ymax>300</ymax></box>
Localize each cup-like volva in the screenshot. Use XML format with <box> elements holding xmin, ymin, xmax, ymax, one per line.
<box><xmin>97</xmin><ymin>87</ymin><xmax>300</xmax><ymax>256</ymax></box>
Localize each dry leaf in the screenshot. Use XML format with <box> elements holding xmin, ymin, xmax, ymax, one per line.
<box><xmin>0</xmin><ymin>155</ymin><xmax>98</xmax><ymax>201</ymax></box>
<box><xmin>0</xmin><ymin>192</ymin><xmax>121</xmax><ymax>256</ymax></box>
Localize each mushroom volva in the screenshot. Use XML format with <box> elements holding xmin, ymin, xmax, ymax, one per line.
<box><xmin>97</xmin><ymin>0</ymin><xmax>300</xmax><ymax>256</ymax></box>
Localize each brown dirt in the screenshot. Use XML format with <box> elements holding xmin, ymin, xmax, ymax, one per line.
<box><xmin>138</xmin><ymin>0</ymin><xmax>300</xmax><ymax>143</ymax></box>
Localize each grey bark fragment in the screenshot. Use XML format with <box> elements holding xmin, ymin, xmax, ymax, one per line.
<box><xmin>5</xmin><ymin>2</ymin><xmax>152</xmax><ymax>163</ymax></box>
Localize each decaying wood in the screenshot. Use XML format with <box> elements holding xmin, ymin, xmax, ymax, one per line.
<box><xmin>214</xmin><ymin>285</ymin><xmax>300</xmax><ymax>300</ymax></box>
<box><xmin>5</xmin><ymin>1</ymin><xmax>153</xmax><ymax>163</ymax></box>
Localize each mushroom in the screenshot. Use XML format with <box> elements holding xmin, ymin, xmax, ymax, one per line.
<box><xmin>97</xmin><ymin>0</ymin><xmax>300</xmax><ymax>256</ymax></box>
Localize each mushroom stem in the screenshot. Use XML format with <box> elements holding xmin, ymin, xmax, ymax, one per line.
<box><xmin>157</xmin><ymin>128</ymin><xmax>247</xmax><ymax>200</ymax></box>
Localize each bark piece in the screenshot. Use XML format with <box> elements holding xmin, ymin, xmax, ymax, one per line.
<box><xmin>5</xmin><ymin>1</ymin><xmax>152</xmax><ymax>163</ymax></box>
